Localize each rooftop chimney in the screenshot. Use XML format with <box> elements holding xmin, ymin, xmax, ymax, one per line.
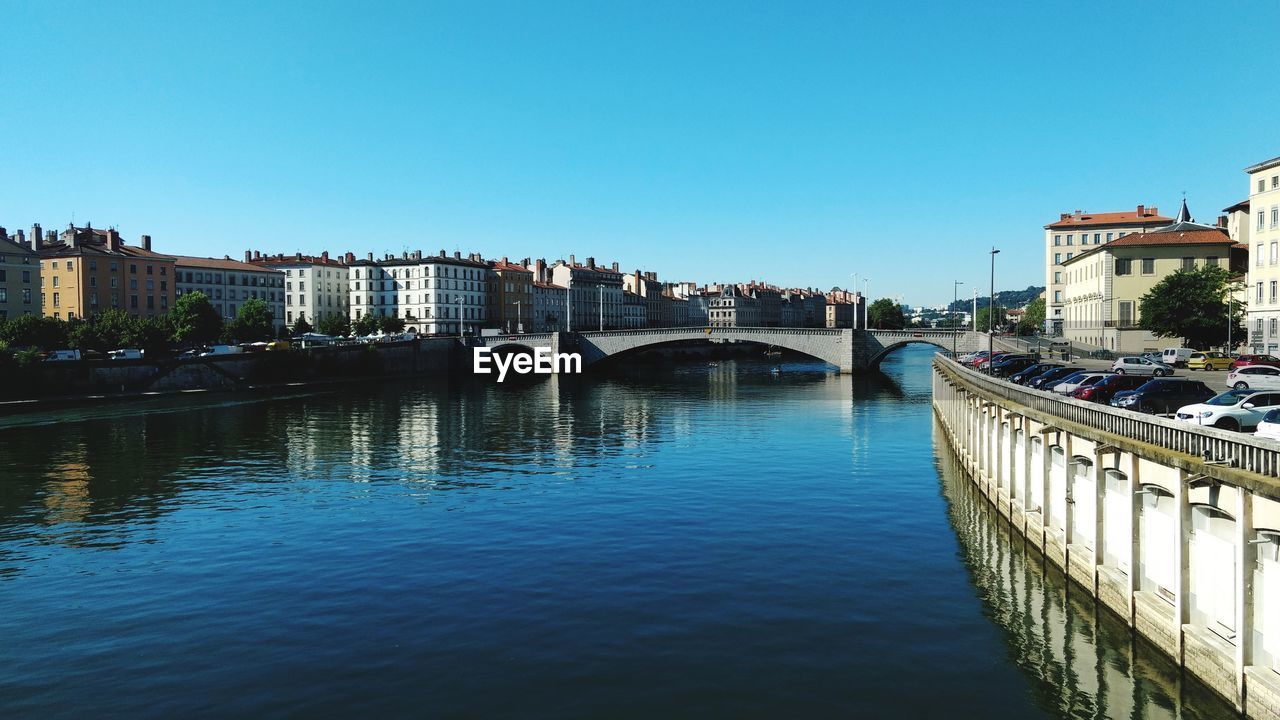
<box><xmin>368</xmin><ymin>252</ymin><xmax>374</xmax><ymax>261</ymax></box>
<box><xmin>414</xmin><ymin>250</ymin><xmax>422</xmax><ymax>260</ymax></box>
<box><xmin>140</xmin><ymin>234</ymin><xmax>151</xmax><ymax>252</ymax></box>
<box><xmin>1218</xmin><ymin>214</ymin><xmax>1228</xmax><ymax>228</ymax></box>
<box><xmin>245</xmin><ymin>250</ymin><xmax>253</xmax><ymax>262</ymax></box>
<box><xmin>1137</xmin><ymin>204</ymin><xmax>1146</xmax><ymax>216</ymax></box>
<box><xmin>613</xmin><ymin>262</ymin><xmax>621</xmax><ymax>272</ymax></box>
<box><xmin>454</xmin><ymin>251</ymin><xmax>461</xmax><ymax>259</ymax></box>
<box><xmin>296</xmin><ymin>252</ymin><xmax>304</xmax><ymax>260</ymax></box>
<box><xmin>31</xmin><ymin>223</ymin><xmax>41</xmax><ymax>247</ymax></box>
<box><xmin>502</xmin><ymin>256</ymin><xmax>508</xmax><ymax>264</ymax></box>
<box><xmin>254</xmin><ymin>250</ymin><xmax>262</xmax><ymax>260</ymax></box>
<box><xmin>586</xmin><ymin>257</ymin><xmax>595</xmax><ymax>269</ymax></box>
<box><xmin>322</xmin><ymin>250</ymin><xmax>330</xmax><ymax>261</ymax></box>
<box><xmin>569</xmin><ymin>254</ymin><xmax>576</xmax><ymax>266</ymax></box>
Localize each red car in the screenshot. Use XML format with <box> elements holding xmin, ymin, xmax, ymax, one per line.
<box><xmin>973</xmin><ymin>352</ymin><xmax>1011</xmax><ymax>370</ymax></box>
<box><xmin>1229</xmin><ymin>354</ymin><xmax>1280</xmax><ymax>372</ymax></box>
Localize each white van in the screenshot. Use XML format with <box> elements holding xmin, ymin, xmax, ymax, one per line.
<box><xmin>201</xmin><ymin>345</ymin><xmax>243</xmax><ymax>356</ymax></box>
<box><xmin>1162</xmin><ymin>347</ymin><xmax>1194</xmax><ymax>367</ymax></box>
<box><xmin>43</xmin><ymin>349</ymin><xmax>81</xmax><ymax>362</ymax></box>
<box><xmin>108</xmin><ymin>348</ymin><xmax>144</xmax><ymax>361</ymax></box>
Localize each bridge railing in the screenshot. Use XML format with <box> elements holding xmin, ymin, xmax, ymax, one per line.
<box><xmin>935</xmin><ymin>354</ymin><xmax>1280</xmax><ymax>484</ymax></box>
<box><xmin>577</xmin><ymin>326</ymin><xmax>846</xmax><ymax>338</ymax></box>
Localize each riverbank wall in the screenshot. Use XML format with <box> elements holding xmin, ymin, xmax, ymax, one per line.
<box><xmin>3</xmin><ymin>338</ymin><xmax>455</xmax><ymax>402</ymax></box>
<box><xmin>932</xmin><ymin>355</ymin><xmax>1280</xmax><ymax>719</ymax></box>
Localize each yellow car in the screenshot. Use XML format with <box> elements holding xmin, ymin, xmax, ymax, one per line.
<box><xmin>1187</xmin><ymin>351</ymin><xmax>1229</xmax><ymax>371</ymax></box>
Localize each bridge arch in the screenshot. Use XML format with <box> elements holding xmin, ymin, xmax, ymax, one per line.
<box><xmin>592</xmin><ymin>334</ymin><xmax>839</xmax><ymax>368</ymax></box>
<box><xmin>866</xmin><ymin>339</ymin><xmax>954</xmax><ymax>368</ymax></box>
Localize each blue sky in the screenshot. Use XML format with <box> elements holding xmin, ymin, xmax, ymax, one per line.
<box><xmin>2</xmin><ymin>1</ymin><xmax>1277</xmax><ymax>305</ymax></box>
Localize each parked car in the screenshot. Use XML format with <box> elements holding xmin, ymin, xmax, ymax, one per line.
<box><xmin>1051</xmin><ymin>371</ymin><xmax>1114</xmax><ymax>395</ymax></box>
<box><xmin>1088</xmin><ymin>348</ymin><xmax>1115</xmax><ymax>360</ymax></box>
<box><xmin>107</xmin><ymin>348</ymin><xmax>144</xmax><ymax>361</ymax></box>
<box><xmin>959</xmin><ymin>350</ymin><xmax>989</xmax><ymax>365</ymax></box>
<box><xmin>1227</xmin><ymin>365</ymin><xmax>1280</xmax><ymax>390</ymax></box>
<box><xmin>1110</xmin><ymin>378</ymin><xmax>1216</xmax><ymax>415</ymax></box>
<box><xmin>1111</xmin><ymin>356</ymin><xmax>1172</xmax><ymax>376</ymax></box>
<box><xmin>43</xmin><ymin>349</ymin><xmax>82</xmax><ymax>362</ymax></box>
<box><xmin>989</xmin><ymin>355</ymin><xmax>1036</xmax><ymax>378</ymax></box>
<box><xmin>1026</xmin><ymin>366</ymin><xmax>1086</xmax><ymax>390</ymax></box>
<box><xmin>1010</xmin><ymin>362</ymin><xmax>1063</xmax><ymax>385</ymax></box>
<box><xmin>1071</xmin><ymin>373</ymin><xmax>1150</xmax><ymax>403</ymax></box>
<box><xmin>1174</xmin><ymin>389</ymin><xmax>1280</xmax><ymax>432</ymax></box>
<box><xmin>972</xmin><ymin>352</ymin><xmax>1011</xmax><ymax>371</ymax></box>
<box><xmin>201</xmin><ymin>345</ymin><xmax>243</xmax><ymax>356</ymax></box>
<box><xmin>1161</xmin><ymin>347</ymin><xmax>1194</xmax><ymax>367</ymax></box>
<box><xmin>1139</xmin><ymin>352</ymin><xmax>1163</xmax><ymax>363</ymax></box>
<box><xmin>1186</xmin><ymin>351</ymin><xmax>1230</xmax><ymax>371</ymax></box>
<box><xmin>1228</xmin><ymin>354</ymin><xmax>1280</xmax><ymax>372</ymax></box>
<box><xmin>1255</xmin><ymin>408</ymin><xmax>1280</xmax><ymax>442</ymax></box>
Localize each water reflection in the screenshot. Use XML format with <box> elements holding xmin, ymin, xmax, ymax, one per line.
<box><xmin>933</xmin><ymin>418</ymin><xmax>1238</xmax><ymax>720</ymax></box>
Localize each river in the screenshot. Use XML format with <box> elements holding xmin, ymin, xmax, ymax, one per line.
<box><xmin>0</xmin><ymin>346</ymin><xmax>1239</xmax><ymax>718</ymax></box>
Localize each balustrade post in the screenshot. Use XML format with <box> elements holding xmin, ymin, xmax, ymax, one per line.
<box><xmin>1127</xmin><ymin>453</ymin><xmax>1141</xmax><ymax>626</ymax></box>
<box><xmin>1233</xmin><ymin>488</ymin><xmax>1254</xmax><ymax>709</ymax></box>
<box><xmin>1174</xmin><ymin>469</ymin><xmax>1191</xmax><ymax>663</ymax></box>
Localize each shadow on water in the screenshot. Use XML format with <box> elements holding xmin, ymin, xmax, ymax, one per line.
<box><xmin>931</xmin><ymin>416</ymin><xmax>1240</xmax><ymax>720</ymax></box>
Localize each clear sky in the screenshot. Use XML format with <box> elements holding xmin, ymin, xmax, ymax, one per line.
<box><xmin>2</xmin><ymin>1</ymin><xmax>1277</xmax><ymax>305</ymax></box>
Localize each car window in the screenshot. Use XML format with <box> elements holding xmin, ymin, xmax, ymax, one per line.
<box><xmin>1264</xmin><ymin>408</ymin><xmax>1280</xmax><ymax>423</ymax></box>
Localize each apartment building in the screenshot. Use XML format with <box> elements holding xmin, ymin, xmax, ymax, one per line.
<box><xmin>1060</xmin><ymin>208</ymin><xmax>1239</xmax><ymax>352</ymax></box>
<box><xmin>1044</xmin><ymin>205</ymin><xmax>1172</xmax><ymax>335</ymax></box>
<box><xmin>623</xmin><ymin>270</ymin><xmax>665</xmax><ymax>327</ymax></box>
<box><xmin>532</xmin><ymin>281</ymin><xmax>566</xmax><ymax>332</ymax></box>
<box><xmin>709</xmin><ymin>285</ymin><xmax>759</xmax><ymax>327</ymax></box>
<box><xmin>1246</xmin><ymin>156</ymin><xmax>1280</xmax><ymax>353</ymax></box>
<box><xmin>174</xmin><ymin>255</ymin><xmax>285</xmax><ymax>329</ymax></box>
<box><xmin>487</xmin><ymin>258</ymin><xmax>533</xmax><ymax>333</ymax></box>
<box><xmin>39</xmin><ymin>225</ymin><xmax>175</xmax><ymax>320</ymax></box>
<box><xmin>623</xmin><ymin>290</ymin><xmax>645</xmax><ymax>328</ymax></box>
<box><xmin>549</xmin><ymin>256</ymin><xmax>624</xmax><ymax>331</ymax></box>
<box><xmin>248</xmin><ymin>251</ymin><xmax>349</xmax><ymax>328</ymax></box>
<box><xmin>348</xmin><ymin>250</ymin><xmax>488</xmax><ymax>335</ymax></box>
<box><xmin>0</xmin><ymin>227</ymin><xmax>40</xmax><ymax>320</ymax></box>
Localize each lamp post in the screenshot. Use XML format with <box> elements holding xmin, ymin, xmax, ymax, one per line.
<box><xmin>953</xmin><ymin>280</ymin><xmax>965</xmax><ymax>355</ymax></box>
<box><xmin>457</xmin><ymin>295</ymin><xmax>464</xmax><ymax>338</ymax></box>
<box><xmin>598</xmin><ymin>285</ymin><xmax>604</xmax><ymax>331</ymax></box>
<box><xmin>515</xmin><ymin>299</ymin><xmax>522</xmax><ymax>334</ymax></box>
<box><xmin>972</xmin><ymin>288</ymin><xmax>978</xmax><ymax>332</ymax></box>
<box><xmin>988</xmin><ymin>247</ymin><xmax>1000</xmax><ymax>370</ymax></box>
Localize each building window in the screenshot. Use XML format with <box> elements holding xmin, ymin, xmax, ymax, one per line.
<box><xmin>1206</xmin><ymin>256</ymin><xmax>1219</xmax><ymax>267</ymax></box>
<box><xmin>1106</xmin><ymin>232</ymin><xmax>1113</xmax><ymax>242</ymax></box>
<box><xmin>1066</xmin><ymin>234</ymin><xmax>1074</xmax><ymax>245</ymax></box>
<box><xmin>1066</xmin><ymin>252</ymin><xmax>1074</xmax><ymax>260</ymax></box>
<box><xmin>1093</xmin><ymin>233</ymin><xmax>1100</xmax><ymax>244</ymax></box>
<box><xmin>1054</xmin><ymin>235</ymin><xmax>1061</xmax><ymax>246</ymax></box>
<box><xmin>1181</xmin><ymin>257</ymin><xmax>1195</xmax><ymax>271</ymax></box>
<box><xmin>1273</xmin><ymin>241</ymin><xmax>1279</xmax><ymax>265</ymax></box>
<box><xmin>1260</xmin><ymin>243</ymin><xmax>1266</xmax><ymax>266</ymax></box>
<box><xmin>1118</xmin><ymin>301</ymin><xmax>1134</xmax><ymax>326</ymax></box>
<box><xmin>1054</xmin><ymin>253</ymin><xmax>1062</xmax><ymax>265</ymax></box>
<box><xmin>1141</xmin><ymin>258</ymin><xmax>1155</xmax><ymax>274</ymax></box>
<box><xmin>1054</xmin><ymin>290</ymin><xmax>1062</xmax><ymax>302</ymax></box>
<box><xmin>1259</xmin><ymin>282</ymin><xmax>1265</xmax><ymax>304</ymax></box>
<box><xmin>52</xmin><ymin>292</ymin><xmax>59</xmax><ymax>307</ymax></box>
<box><xmin>1259</xmin><ymin>211</ymin><xmax>1266</xmax><ymax>230</ymax></box>
<box><xmin>1115</xmin><ymin>258</ymin><xmax>1132</xmax><ymax>275</ymax></box>
<box><xmin>1273</xmin><ymin>206</ymin><xmax>1279</xmax><ymax>229</ymax></box>
<box><xmin>1272</xmin><ymin>281</ymin><xmax>1278</xmax><ymax>304</ymax></box>
<box><xmin>1053</xmin><ymin>271</ymin><xmax>1062</xmax><ymax>283</ymax></box>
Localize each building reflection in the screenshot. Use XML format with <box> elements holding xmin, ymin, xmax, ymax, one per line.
<box><xmin>933</xmin><ymin>418</ymin><xmax>1238</xmax><ymax>720</ymax></box>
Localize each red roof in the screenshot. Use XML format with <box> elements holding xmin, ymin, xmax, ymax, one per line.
<box><xmin>174</xmin><ymin>254</ymin><xmax>282</xmax><ymax>273</ymax></box>
<box><xmin>1046</xmin><ymin>207</ymin><xmax>1172</xmax><ymax>229</ymax></box>
<box><xmin>489</xmin><ymin>260</ymin><xmax>531</xmax><ymax>273</ymax></box>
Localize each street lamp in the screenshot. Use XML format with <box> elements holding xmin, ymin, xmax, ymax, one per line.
<box><xmin>953</xmin><ymin>280</ymin><xmax>965</xmax><ymax>355</ymax></box>
<box><xmin>988</xmin><ymin>248</ymin><xmax>1000</xmax><ymax>370</ymax></box>
<box><xmin>515</xmin><ymin>299</ymin><xmax>522</xmax><ymax>334</ymax></box>
<box><xmin>457</xmin><ymin>295</ymin><xmax>464</xmax><ymax>338</ymax></box>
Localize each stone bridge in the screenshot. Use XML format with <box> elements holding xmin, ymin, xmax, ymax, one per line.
<box><xmin>474</xmin><ymin>327</ymin><xmax>987</xmax><ymax>373</ymax></box>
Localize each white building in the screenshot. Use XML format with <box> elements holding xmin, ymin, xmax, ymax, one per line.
<box><xmin>349</xmin><ymin>250</ymin><xmax>489</xmax><ymax>335</ymax></box>
<box><xmin>174</xmin><ymin>255</ymin><xmax>285</xmax><ymax>330</ymax></box>
<box><xmin>247</xmin><ymin>251</ymin><xmax>350</xmax><ymax>329</ymax></box>
<box><xmin>1245</xmin><ymin>155</ymin><xmax>1280</xmax><ymax>353</ymax></box>
<box><xmin>532</xmin><ymin>281</ymin><xmax>566</xmax><ymax>332</ymax></box>
<box><xmin>549</xmin><ymin>256</ymin><xmax>624</xmax><ymax>331</ymax></box>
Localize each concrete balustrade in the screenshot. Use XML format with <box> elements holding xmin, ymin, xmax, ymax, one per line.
<box><xmin>933</xmin><ymin>355</ymin><xmax>1280</xmax><ymax>718</ymax></box>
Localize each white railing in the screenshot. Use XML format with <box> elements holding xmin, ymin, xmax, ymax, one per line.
<box><xmin>935</xmin><ymin>354</ymin><xmax>1280</xmax><ymax>484</ymax></box>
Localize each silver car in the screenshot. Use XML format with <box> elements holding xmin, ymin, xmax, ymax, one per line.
<box><xmin>1111</xmin><ymin>356</ymin><xmax>1172</xmax><ymax>376</ymax></box>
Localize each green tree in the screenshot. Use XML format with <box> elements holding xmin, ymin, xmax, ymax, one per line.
<box><xmin>136</xmin><ymin>315</ymin><xmax>174</xmax><ymax>357</ymax></box>
<box><xmin>975</xmin><ymin>304</ymin><xmax>1006</xmax><ymax>334</ymax></box>
<box><xmin>229</xmin><ymin>298</ymin><xmax>275</xmax><ymax>342</ymax></box>
<box><xmin>92</xmin><ymin>309</ymin><xmax>143</xmax><ymax>350</ymax></box>
<box><xmin>317</xmin><ymin>313</ymin><xmax>351</xmax><ymax>337</ymax></box>
<box><xmin>291</xmin><ymin>314</ymin><xmax>314</xmax><ymax>336</ymax></box>
<box><xmin>867</xmin><ymin>298</ymin><xmax>905</xmax><ymax>329</ymax></box>
<box><xmin>1016</xmin><ymin>297</ymin><xmax>1045</xmax><ymax>336</ymax></box>
<box><xmin>1</xmin><ymin>314</ymin><xmax>68</xmax><ymax>350</ymax></box>
<box><xmin>379</xmin><ymin>315</ymin><xmax>406</xmax><ymax>334</ymax></box>
<box><xmin>169</xmin><ymin>291</ymin><xmax>223</xmax><ymax>346</ymax></box>
<box><xmin>352</xmin><ymin>314</ymin><xmax>380</xmax><ymax>337</ymax></box>
<box><xmin>1139</xmin><ymin>265</ymin><xmax>1243</xmax><ymax>349</ymax></box>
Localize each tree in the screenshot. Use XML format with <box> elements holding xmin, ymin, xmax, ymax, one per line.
<box><xmin>0</xmin><ymin>314</ymin><xmax>68</xmax><ymax>350</ymax></box>
<box><xmin>169</xmin><ymin>291</ymin><xmax>223</xmax><ymax>346</ymax></box>
<box><xmin>1139</xmin><ymin>265</ymin><xmax>1242</xmax><ymax>349</ymax></box>
<box><xmin>136</xmin><ymin>315</ymin><xmax>174</xmax><ymax>357</ymax></box>
<box><xmin>317</xmin><ymin>313</ymin><xmax>350</xmax><ymax>337</ymax></box>
<box><xmin>1016</xmin><ymin>297</ymin><xmax>1045</xmax><ymax>336</ymax></box>
<box><xmin>975</xmin><ymin>304</ymin><xmax>1006</xmax><ymax>334</ymax></box>
<box><xmin>379</xmin><ymin>315</ymin><xmax>406</xmax><ymax>334</ymax></box>
<box><xmin>291</xmin><ymin>315</ymin><xmax>313</xmax><ymax>336</ymax></box>
<box><xmin>352</xmin><ymin>314</ymin><xmax>380</xmax><ymax>337</ymax></box>
<box><xmin>230</xmin><ymin>299</ymin><xmax>275</xmax><ymax>342</ymax></box>
<box><xmin>93</xmin><ymin>309</ymin><xmax>143</xmax><ymax>350</ymax></box>
<box><xmin>867</xmin><ymin>298</ymin><xmax>905</xmax><ymax>329</ymax></box>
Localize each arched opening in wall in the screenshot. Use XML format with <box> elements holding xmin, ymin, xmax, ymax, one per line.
<box><xmin>1048</xmin><ymin>446</ymin><xmax>1067</xmax><ymax>537</ymax></box>
<box><xmin>1137</xmin><ymin>484</ymin><xmax>1177</xmax><ymax>605</ymax></box>
<box><xmin>1102</xmin><ymin>469</ymin><xmax>1132</xmax><ymax>574</ymax></box>
<box><xmin>999</xmin><ymin>421</ymin><xmax>1012</xmax><ymax>494</ymax></box>
<box><xmin>1012</xmin><ymin>428</ymin><xmax>1026</xmax><ymax>499</ymax></box>
<box><xmin>1189</xmin><ymin>504</ymin><xmax>1237</xmax><ymax>643</ymax></box>
<box><xmin>1070</xmin><ymin>456</ymin><xmax>1095</xmax><ymax>550</ymax></box>
<box><xmin>1028</xmin><ymin>437</ymin><xmax>1044</xmax><ymax>513</ymax></box>
<box><xmin>1254</xmin><ymin>529</ymin><xmax>1280</xmax><ymax>670</ymax></box>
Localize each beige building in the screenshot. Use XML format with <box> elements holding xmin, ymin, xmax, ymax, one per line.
<box><xmin>1044</xmin><ymin>205</ymin><xmax>1172</xmax><ymax>335</ymax></box>
<box><xmin>1245</xmin><ymin>155</ymin><xmax>1280</xmax><ymax>353</ymax></box>
<box><xmin>0</xmin><ymin>227</ymin><xmax>40</xmax><ymax>320</ymax></box>
<box><xmin>1060</xmin><ymin>210</ymin><xmax>1239</xmax><ymax>352</ymax></box>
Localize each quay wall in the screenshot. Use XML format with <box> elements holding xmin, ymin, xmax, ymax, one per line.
<box><xmin>932</xmin><ymin>355</ymin><xmax>1280</xmax><ymax>719</ymax></box>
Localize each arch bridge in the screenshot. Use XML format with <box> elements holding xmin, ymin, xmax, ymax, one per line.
<box><xmin>473</xmin><ymin>327</ymin><xmax>987</xmax><ymax>373</ymax></box>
